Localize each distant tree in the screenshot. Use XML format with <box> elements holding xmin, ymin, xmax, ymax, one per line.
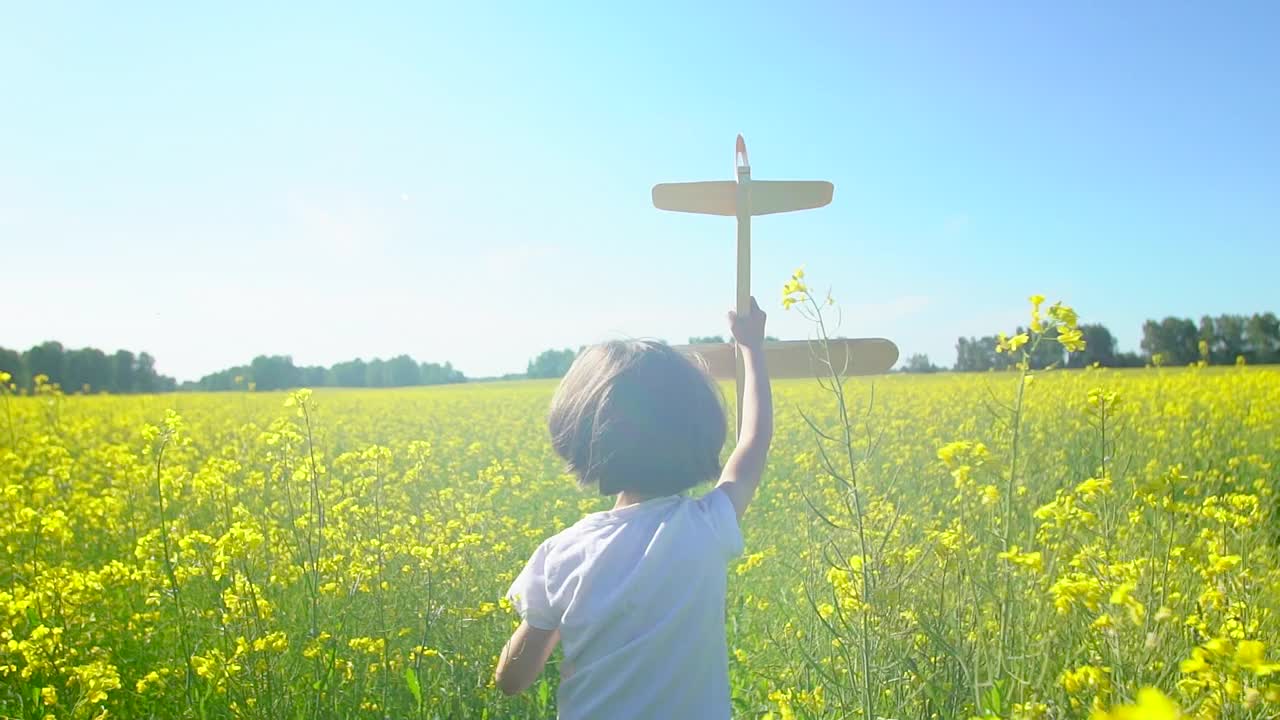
<box><xmin>1197</xmin><ymin>316</ymin><xmax>1216</xmax><ymax>363</ymax></box>
<box><xmin>1067</xmin><ymin>323</ymin><xmax>1118</xmax><ymax>368</ymax></box>
<box><xmin>1245</xmin><ymin>312</ymin><xmax>1280</xmax><ymax>363</ymax></box>
<box><xmin>111</xmin><ymin>350</ymin><xmax>136</xmax><ymax>393</ymax></box>
<box><xmin>331</xmin><ymin>359</ymin><xmax>367</xmax><ymax>387</ymax></box>
<box><xmin>1141</xmin><ymin>317</ymin><xmax>1199</xmax><ymax>366</ymax></box>
<box><xmin>189</xmin><ymin>364</ymin><xmax>251</xmax><ymax>391</ymax></box>
<box><xmin>301</xmin><ymin>366</ymin><xmax>328</xmax><ymax>387</ymax></box>
<box><xmin>24</xmin><ymin>341</ymin><xmax>67</xmax><ymax>387</ymax></box>
<box><xmin>0</xmin><ymin>347</ymin><xmax>27</xmax><ymax>390</ymax></box>
<box><xmin>66</xmin><ymin>347</ymin><xmax>111</xmax><ymax>393</ymax></box>
<box><xmin>385</xmin><ymin>355</ymin><xmax>421</xmax><ymax>387</ymax></box>
<box><xmin>421</xmin><ymin>361</ymin><xmax>465</xmax><ymax>385</ymax></box>
<box><xmin>191</xmin><ymin>365</ymin><xmax>247</xmax><ymax>391</ymax></box>
<box><xmin>365</xmin><ymin>358</ymin><xmax>388</xmax><ymax>388</ymax></box>
<box><xmin>249</xmin><ymin>355</ymin><xmax>301</xmax><ymax>391</ymax></box>
<box><xmin>136</xmin><ymin>352</ymin><xmax>172</xmax><ymax>392</ymax></box>
<box><xmin>902</xmin><ymin>353</ymin><xmax>940</xmax><ymax>373</ymax></box>
<box><xmin>1197</xmin><ymin>314</ymin><xmax>1249</xmax><ymax>365</ymax></box>
<box><xmin>954</xmin><ymin>336</ymin><xmax>1013</xmax><ymax>372</ymax></box>
<box><xmin>955</xmin><ymin>329</ymin><xmax>1067</xmax><ymax>371</ymax></box>
<box><xmin>954</xmin><ymin>337</ymin><xmax>983</xmax><ymax>372</ymax></box>
<box><xmin>1225</xmin><ymin>314</ymin><xmax>1252</xmax><ymax>361</ymax></box>
<box><xmin>527</xmin><ymin>348</ymin><xmax>577</xmax><ymax>379</ymax></box>
<box><xmin>1113</xmin><ymin>351</ymin><xmax>1146</xmax><ymax>368</ymax></box>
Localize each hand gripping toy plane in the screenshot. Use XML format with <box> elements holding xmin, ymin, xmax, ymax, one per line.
<box><xmin>654</xmin><ymin>135</ymin><xmax>899</xmax><ymax>434</ymax></box>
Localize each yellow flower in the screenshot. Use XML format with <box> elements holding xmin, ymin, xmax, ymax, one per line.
<box><xmin>980</xmin><ymin>484</ymin><xmax>1000</xmax><ymax>505</ymax></box>
<box><xmin>67</xmin><ymin>660</ymin><xmax>121</xmax><ymax>705</ymax></box>
<box><xmin>1048</xmin><ymin>301</ymin><xmax>1079</xmax><ymax>328</ymax></box>
<box><xmin>1030</xmin><ymin>294</ymin><xmax>1046</xmax><ymax>332</ymax></box>
<box><xmin>1090</xmin><ymin>687</ymin><xmax>1182</xmax><ymax>720</ymax></box>
<box><xmin>1236</xmin><ymin>640</ymin><xmax>1265</xmax><ymax>667</ymax></box>
<box><xmin>1109</xmin><ymin>582</ymin><xmax>1146</xmax><ymax>625</ymax></box>
<box><xmin>1013</xmin><ymin>701</ymin><xmax>1049</xmax><ymax>720</ymax></box>
<box><xmin>1058</xmin><ymin>326</ymin><xmax>1087</xmax><ymax>353</ymax></box>
<box><xmin>998</xmin><ymin>546</ymin><xmax>1043</xmax><ymax>574</ymax></box>
<box><xmin>736</xmin><ymin>551</ymin><xmax>766</xmax><ymax>575</ymax></box>
<box><xmin>1061</xmin><ymin>664</ymin><xmax>1110</xmax><ymax>695</ymax></box>
<box><xmin>768</xmin><ymin>689</ymin><xmax>797</xmax><ymax>720</ymax></box>
<box><xmin>1180</xmin><ymin>648</ymin><xmax>1210</xmax><ymax>674</ymax></box>
<box><xmin>996</xmin><ymin>332</ymin><xmax>1030</xmax><ymax>354</ymax></box>
<box><xmin>781</xmin><ymin>269</ymin><xmax>809</xmax><ymax>311</ymax></box>
<box><xmin>1235</xmin><ymin>640</ymin><xmax>1280</xmax><ymax>675</ymax></box>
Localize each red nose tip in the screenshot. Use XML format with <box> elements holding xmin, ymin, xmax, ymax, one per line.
<box><xmin>735</xmin><ymin>134</ymin><xmax>749</xmax><ymax>168</ymax></box>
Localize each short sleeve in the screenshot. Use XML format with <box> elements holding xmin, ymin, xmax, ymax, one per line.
<box><xmin>506</xmin><ymin>541</ymin><xmax>559</xmax><ymax>630</ymax></box>
<box><xmin>695</xmin><ymin>487</ymin><xmax>745</xmax><ymax>561</ymax></box>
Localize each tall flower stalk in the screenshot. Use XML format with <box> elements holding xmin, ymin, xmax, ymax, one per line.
<box><xmin>991</xmin><ymin>295</ymin><xmax>1085</xmax><ymax>684</ymax></box>
<box><xmin>783</xmin><ymin>268</ymin><xmax>879</xmax><ymax>720</ymax></box>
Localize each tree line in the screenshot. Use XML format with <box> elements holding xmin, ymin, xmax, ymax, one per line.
<box><xmin>942</xmin><ymin>312</ymin><xmax>1279</xmax><ymax>373</ymax></box>
<box><xmin>0</xmin><ymin>342</ymin><xmax>465</xmax><ymax>394</ymax></box>
<box><xmin>188</xmin><ymin>355</ymin><xmax>465</xmax><ymax>391</ymax></box>
<box><xmin>0</xmin><ymin>342</ymin><xmax>176</xmax><ymax>393</ymax></box>
<box><xmin>8</xmin><ymin>311</ymin><xmax>1274</xmax><ymax>392</ymax></box>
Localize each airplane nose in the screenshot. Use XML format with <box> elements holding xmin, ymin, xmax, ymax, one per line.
<box><xmin>735</xmin><ymin>134</ymin><xmax>749</xmax><ymax>170</ymax></box>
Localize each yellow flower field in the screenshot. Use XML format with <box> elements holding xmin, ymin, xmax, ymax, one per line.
<box><xmin>1</xmin><ymin>360</ymin><xmax>1278</xmax><ymax>718</ymax></box>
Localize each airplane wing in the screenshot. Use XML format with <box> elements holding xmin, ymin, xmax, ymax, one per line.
<box><xmin>677</xmin><ymin>338</ymin><xmax>899</xmax><ymax>380</ymax></box>
<box><xmin>653</xmin><ymin>180</ymin><xmax>833</xmax><ymax>217</ymax></box>
<box><xmin>651</xmin><ymin>181</ymin><xmax>738</xmax><ymax>216</ymax></box>
<box><xmin>747</xmin><ymin>181</ymin><xmax>834</xmax><ymax>216</ymax></box>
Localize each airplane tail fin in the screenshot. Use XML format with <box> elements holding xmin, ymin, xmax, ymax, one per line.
<box><xmin>676</xmin><ymin>338</ymin><xmax>899</xmax><ymax>379</ymax></box>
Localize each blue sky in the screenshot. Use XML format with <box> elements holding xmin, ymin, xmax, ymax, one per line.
<box><xmin>3</xmin><ymin>2</ymin><xmax>1277</xmax><ymax>380</ymax></box>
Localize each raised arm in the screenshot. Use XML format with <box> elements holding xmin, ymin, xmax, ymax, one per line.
<box><xmin>715</xmin><ymin>297</ymin><xmax>773</xmax><ymax>520</ymax></box>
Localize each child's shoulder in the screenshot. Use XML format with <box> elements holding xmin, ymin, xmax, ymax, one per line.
<box><xmin>534</xmin><ymin>511</ymin><xmax>612</xmax><ymax>553</ymax></box>
<box><xmin>549</xmin><ymin>490</ymin><xmax>740</xmax><ymax>554</ymax></box>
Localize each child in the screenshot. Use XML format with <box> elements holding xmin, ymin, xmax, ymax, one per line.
<box><xmin>495</xmin><ymin>297</ymin><xmax>773</xmax><ymax>719</ymax></box>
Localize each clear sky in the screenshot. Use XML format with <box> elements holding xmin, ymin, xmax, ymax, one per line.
<box><xmin>3</xmin><ymin>2</ymin><xmax>1277</xmax><ymax>381</ymax></box>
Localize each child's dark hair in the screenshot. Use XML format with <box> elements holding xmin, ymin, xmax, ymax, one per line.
<box><xmin>548</xmin><ymin>340</ymin><xmax>727</xmax><ymax>496</ymax></box>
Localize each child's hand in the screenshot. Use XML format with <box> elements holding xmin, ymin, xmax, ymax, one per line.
<box><xmin>728</xmin><ymin>297</ymin><xmax>767</xmax><ymax>350</ymax></box>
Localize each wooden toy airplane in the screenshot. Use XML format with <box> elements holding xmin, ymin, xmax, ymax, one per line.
<box><xmin>653</xmin><ymin>135</ymin><xmax>899</xmax><ymax>432</ymax></box>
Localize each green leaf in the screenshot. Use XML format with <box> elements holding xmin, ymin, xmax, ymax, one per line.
<box><xmin>405</xmin><ymin>666</ymin><xmax>423</xmax><ymax>707</ymax></box>
<box><xmin>983</xmin><ymin>679</ymin><xmax>1006</xmax><ymax>715</ymax></box>
<box><xmin>537</xmin><ymin>677</ymin><xmax>550</xmax><ymax>711</ymax></box>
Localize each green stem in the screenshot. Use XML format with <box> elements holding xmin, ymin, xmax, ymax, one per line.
<box><xmin>997</xmin><ymin>341</ymin><xmax>1034</xmax><ymax>688</ymax></box>
<box><xmin>153</xmin><ymin>436</ymin><xmax>197</xmax><ymax>705</ymax></box>
<box><xmin>808</xmin><ymin>291</ymin><xmax>876</xmax><ymax>720</ymax></box>
<box><xmin>1</xmin><ymin>386</ymin><xmax>15</xmax><ymax>449</ymax></box>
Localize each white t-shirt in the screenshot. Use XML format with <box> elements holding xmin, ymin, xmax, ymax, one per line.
<box><xmin>507</xmin><ymin>487</ymin><xmax>744</xmax><ymax>720</ymax></box>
